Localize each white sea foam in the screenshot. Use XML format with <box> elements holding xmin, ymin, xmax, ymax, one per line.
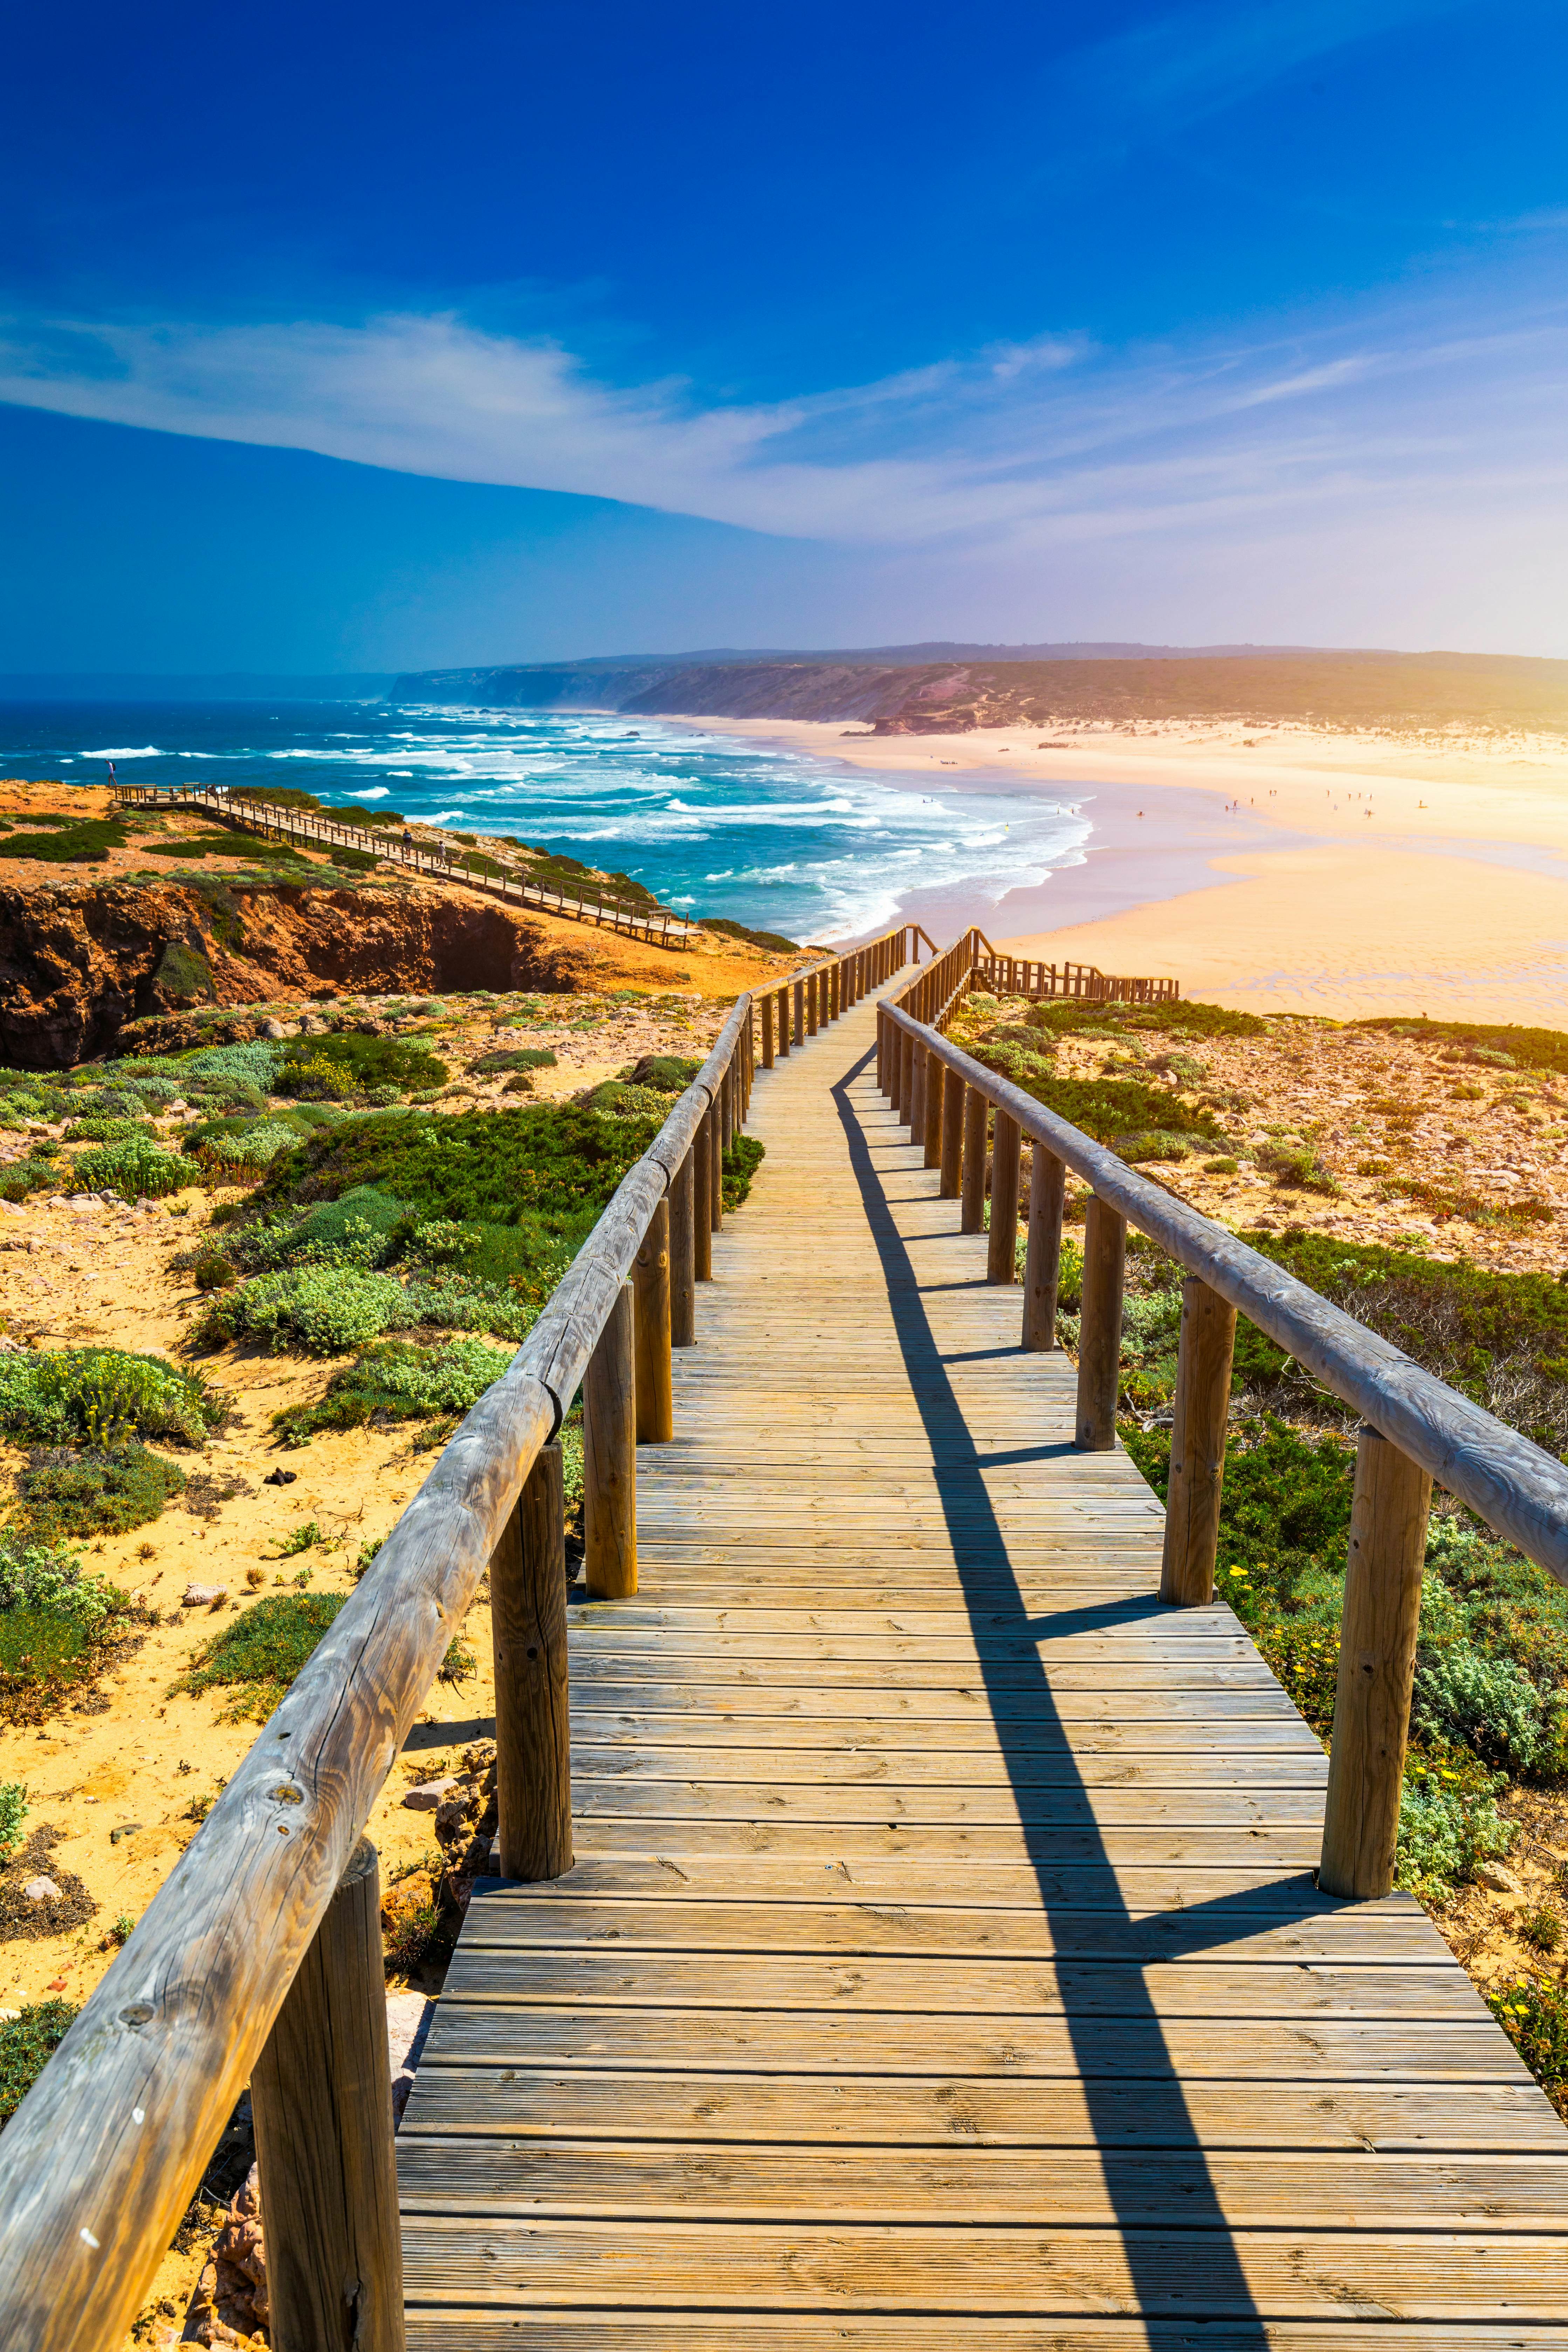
<box><xmin>85</xmin><ymin>746</ymin><xmax>162</xmax><ymax>758</ymax></box>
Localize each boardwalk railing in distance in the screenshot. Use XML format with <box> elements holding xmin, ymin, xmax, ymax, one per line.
<box><xmin>975</xmin><ymin>950</ymin><xmax>1179</xmax><ymax>1004</ymax></box>
<box><xmin>879</xmin><ymin>947</ymin><xmax>1568</xmax><ymax>1910</ymax></box>
<box><xmin>0</xmin><ymin>921</ymin><xmax>915</xmax><ymax>2351</ymax></box>
<box><xmin>113</xmin><ymin>782</ymin><xmax>697</xmax><ymax>950</ymax></box>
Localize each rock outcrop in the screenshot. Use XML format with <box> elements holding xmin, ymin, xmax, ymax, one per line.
<box><xmin>0</xmin><ymin>880</ymin><xmax>597</xmax><ymax>1067</ymax></box>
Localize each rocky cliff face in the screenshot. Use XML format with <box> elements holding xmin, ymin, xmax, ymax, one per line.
<box><xmin>0</xmin><ymin>878</ymin><xmax>597</xmax><ymax>1067</ymax></box>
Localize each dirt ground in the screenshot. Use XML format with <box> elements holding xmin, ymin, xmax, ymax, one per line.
<box><xmin>1038</xmin><ymin>1010</ymin><xmax>1568</xmax><ymax>1268</ymax></box>
<box><xmin>0</xmin><ymin>979</ymin><xmax>733</xmax><ymax>2344</ymax></box>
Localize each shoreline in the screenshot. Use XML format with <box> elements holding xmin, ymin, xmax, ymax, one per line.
<box><xmin>668</xmin><ymin>713</ymin><xmax>1568</xmax><ymax>1021</ymax></box>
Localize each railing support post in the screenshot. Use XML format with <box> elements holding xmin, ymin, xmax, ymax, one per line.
<box><xmin>923</xmin><ymin>1049</ymin><xmax>944</xmax><ymax>1169</ymax></box>
<box><xmin>910</xmin><ymin>1039</ymin><xmax>927</xmax><ymax>1141</ymax></box>
<box><xmin>693</xmin><ymin>1115</ymin><xmax>713</xmax><ymax>1280</ymax></box>
<box><xmin>634</xmin><ymin>1197</ymin><xmax>674</xmax><ymax>1442</ymax></box>
<box><xmin>940</xmin><ymin>1059</ymin><xmax>964</xmax><ymax>1197</ymax></box>
<box><xmin>793</xmin><ymin>979</ymin><xmax>805</xmax><ymax>1045</ymax></box>
<box><xmin>708</xmin><ymin>1100</ymin><xmax>723</xmax><ymax>1231</ymax></box>
<box><xmin>492</xmin><ymin>1439</ymin><xmax>572</xmax><ymax>1879</ymax></box>
<box><xmin>1159</xmin><ymin>1277</ymin><xmax>1237</xmax><ymax>1603</ymax></box>
<box><xmin>585</xmin><ymin>1279</ymin><xmax>637</xmax><ymax>1597</ymax></box>
<box><xmin>720</xmin><ymin>1061</ymin><xmax>734</xmax><ymax>1155</ymax></box>
<box><xmin>670</xmin><ymin>1153</ymin><xmax>696</xmax><ymax>1343</ymax></box>
<box><xmin>762</xmin><ymin>992</ymin><xmax>775</xmax><ymax>1068</ymax></box>
<box><xmin>776</xmin><ymin>984</ymin><xmax>790</xmax><ymax>1057</ymax></box>
<box><xmin>1023</xmin><ymin>1144</ymin><xmax>1065</xmax><ymax>1350</ymax></box>
<box><xmin>250</xmin><ymin>1838</ymin><xmax>405</xmax><ymax>2352</ymax></box>
<box><xmin>960</xmin><ymin>1085</ymin><xmax>987</xmax><ymax>1234</ymax></box>
<box><xmin>899</xmin><ymin>1029</ymin><xmax>915</xmax><ymax>1128</ymax></box>
<box><xmin>1074</xmin><ymin>1195</ymin><xmax>1126</xmax><ymax>1450</ymax></box>
<box><xmin>1319</xmin><ymin>1429</ymin><xmax>1432</xmax><ymax>1899</ymax></box>
<box><xmin>987</xmin><ymin>1108</ymin><xmax>1021</xmax><ymax>1283</ymax></box>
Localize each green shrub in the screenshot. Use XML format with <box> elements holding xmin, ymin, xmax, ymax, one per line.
<box><xmin>192</xmin><ymin>1251</ymin><xmax>239</xmax><ymax>1291</ymax></box>
<box><xmin>1114</xmin><ymin>1129</ymin><xmax>1194</xmax><ymax>1163</ymax></box>
<box><xmin>62</xmin><ymin>1116</ymin><xmax>154</xmax><ymax>1145</ymax></box>
<box><xmin>722</xmin><ymin>1134</ymin><xmax>765</xmax><ymax>1209</ymax></box>
<box><xmin>0</xmin><ymin>821</ymin><xmax>128</xmax><ymax>864</ymax></box>
<box><xmin>1490</xmin><ymin>1977</ymin><xmax>1568</xmax><ymax>2103</ymax></box>
<box><xmin>329</xmin><ymin>845</ymin><xmax>382</xmax><ymax>873</ymax></box>
<box><xmin>283</xmin><ymin>1185</ymin><xmax>405</xmax><ymax>1264</ymax></box>
<box><xmin>1354</xmin><ymin>1015</ymin><xmax>1568</xmax><ymax>1078</ymax></box>
<box><xmin>1412</xmin><ymin>1644</ymin><xmax>1566</xmax><ymax>1777</ymax></box>
<box><xmin>175</xmin><ymin>1590</ymin><xmax>346</xmax><ymax>1719</ymax></box>
<box><xmin>11</xmin><ymin>1444</ymin><xmax>186</xmax><ymax>1542</ymax></box>
<box><xmin>72</xmin><ymin>1135</ymin><xmax>188</xmax><ymax>1201</ymax></box>
<box><xmin>0</xmin><ymin>1781</ymin><xmax>26</xmax><ymax>1861</ymax></box>
<box><xmin>0</xmin><ymin>1159</ymin><xmax>59</xmax><ymax>1203</ymax></box>
<box><xmin>276</xmin><ymin>1033</ymin><xmax>447</xmax><ymax>1096</ymax></box>
<box><xmin>700</xmin><ymin>916</ymin><xmax>800</xmax><ymax>951</ymax></box>
<box><xmin>469</xmin><ymin>1047</ymin><xmax>558</xmax><ymax>1075</ymax></box>
<box><xmin>197</xmin><ymin>1266</ymin><xmax>412</xmax><ymax>1355</ymax></box>
<box><xmin>272</xmin><ymin>1336</ymin><xmax>515</xmax><ymax>1445</ymax></box>
<box><xmin>1396</xmin><ymin>1769</ymin><xmax>1515</xmax><ymax>1903</ymax></box>
<box><xmin>1019</xmin><ymin>996</ymin><xmax>1266</xmax><ymax>1041</ymax></box>
<box><xmin>0</xmin><ymin>1347</ymin><xmax>220</xmax><ymax>1447</ymax></box>
<box><xmin>0</xmin><ymin>2000</ymin><xmax>78</xmax><ymax>2131</ymax></box>
<box><xmin>1255</xmin><ymin>1140</ymin><xmax>1342</xmax><ymax>1195</ymax></box>
<box><xmin>249</xmin><ymin>1102</ymin><xmax>653</xmax><ymax>1241</ymax></box>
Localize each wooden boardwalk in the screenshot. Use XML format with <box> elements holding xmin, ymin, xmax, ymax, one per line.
<box><xmin>399</xmin><ymin>986</ymin><xmax>1568</xmax><ymax>2346</ymax></box>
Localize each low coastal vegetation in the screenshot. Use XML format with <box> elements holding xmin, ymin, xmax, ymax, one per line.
<box><xmin>959</xmin><ymin>983</ymin><xmax>1568</xmax><ymax>2108</ymax></box>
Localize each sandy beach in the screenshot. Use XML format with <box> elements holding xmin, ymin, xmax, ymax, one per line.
<box><xmin>673</xmin><ymin>714</ymin><xmax>1568</xmax><ymax>1021</ymax></box>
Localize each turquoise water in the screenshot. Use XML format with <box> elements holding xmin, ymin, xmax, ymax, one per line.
<box><xmin>0</xmin><ymin>698</ymin><xmax>1091</xmax><ymax>944</ymax></box>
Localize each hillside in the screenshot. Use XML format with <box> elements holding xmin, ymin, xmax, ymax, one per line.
<box><xmin>392</xmin><ymin>649</ymin><xmax>1568</xmax><ymax>739</ymax></box>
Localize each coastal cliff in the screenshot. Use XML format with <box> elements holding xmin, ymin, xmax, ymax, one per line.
<box><xmin>0</xmin><ymin>879</ymin><xmax>596</xmax><ymax>1066</ymax></box>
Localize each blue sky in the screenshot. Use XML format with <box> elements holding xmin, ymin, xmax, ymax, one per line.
<box><xmin>3</xmin><ymin>0</ymin><xmax>1567</xmax><ymax>669</ymax></box>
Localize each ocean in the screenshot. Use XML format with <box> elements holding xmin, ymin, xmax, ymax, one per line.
<box><xmin>0</xmin><ymin>698</ymin><xmax>1091</xmax><ymax>946</ymax></box>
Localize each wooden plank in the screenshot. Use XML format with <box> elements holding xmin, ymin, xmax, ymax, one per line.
<box><xmin>407</xmin><ymin>2319</ymin><xmax>1568</xmax><ymax>2350</ymax></box>
<box><xmin>401</xmin><ymin>2065</ymin><xmax>1568</xmax><ymax>2150</ymax></box>
<box><xmin>424</xmin><ymin>2003</ymin><xmax>1531</xmax><ymax>2081</ymax></box>
<box><xmin>397</xmin><ymin>2139</ymin><xmax>1568</xmax><ymax>2227</ymax></box>
<box><xmin>399</xmin><ymin>2216</ymin><xmax>1568</xmax><ymax>2318</ymax></box>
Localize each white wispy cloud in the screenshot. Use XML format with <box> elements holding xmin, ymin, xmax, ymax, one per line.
<box><xmin>0</xmin><ymin>281</ymin><xmax>1565</xmax><ymax>571</ymax></box>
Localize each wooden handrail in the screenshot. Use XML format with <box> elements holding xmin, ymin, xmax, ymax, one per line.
<box><xmin>0</xmin><ymin>921</ymin><xmax>915</xmax><ymax>2345</ymax></box>
<box><xmin>882</xmin><ymin>988</ymin><xmax>1568</xmax><ymax>1582</ymax></box>
<box><xmin>112</xmin><ymin>784</ymin><xmax>696</xmax><ymax>949</ymax></box>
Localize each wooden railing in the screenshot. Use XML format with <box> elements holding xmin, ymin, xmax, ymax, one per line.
<box><xmin>0</xmin><ymin>920</ymin><xmax>914</xmax><ymax>2349</ymax></box>
<box><xmin>975</xmin><ymin>950</ymin><xmax>1179</xmax><ymax>1003</ymax></box>
<box><xmin>879</xmin><ymin>961</ymin><xmax>1568</xmax><ymax>1907</ymax></box>
<box><xmin>114</xmin><ymin>783</ymin><xmax>698</xmax><ymax>949</ymax></box>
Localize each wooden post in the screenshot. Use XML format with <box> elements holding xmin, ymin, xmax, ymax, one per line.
<box><xmin>910</xmin><ymin>1040</ymin><xmax>926</xmax><ymax>1143</ymax></box>
<box><xmin>762</xmin><ymin>992</ymin><xmax>774</xmax><ymax>1068</ymax></box>
<box><xmin>1023</xmin><ymin>1144</ymin><xmax>1065</xmax><ymax>1350</ymax></box>
<box><xmin>693</xmin><ymin>1116</ymin><xmax>713</xmax><ymax>1280</ymax></box>
<box><xmin>923</xmin><ymin>1049</ymin><xmax>943</xmax><ymax>1168</ymax></box>
<box><xmin>670</xmin><ymin>1153</ymin><xmax>696</xmax><ymax>1344</ymax></box>
<box><xmin>807</xmin><ymin>971</ymin><xmax>819</xmax><ymax>1035</ymax></box>
<box><xmin>793</xmin><ymin>978</ymin><xmax>804</xmax><ymax>1045</ymax></box>
<box><xmin>250</xmin><ymin>1839</ymin><xmax>404</xmax><ymax>2352</ymax></box>
<box><xmin>709</xmin><ymin>1100</ymin><xmax>723</xmax><ymax>1231</ymax></box>
<box><xmin>888</xmin><ymin>1015</ymin><xmax>900</xmax><ymax>1109</ymax></box>
<box><xmin>1074</xmin><ymin>1196</ymin><xmax>1126</xmax><ymax>1451</ymax></box>
<box><xmin>961</xmin><ymin>1085</ymin><xmax>988</xmax><ymax>1233</ymax></box>
<box><xmin>585</xmin><ymin>1280</ymin><xmax>637</xmax><ymax>1597</ymax></box>
<box><xmin>900</xmin><ymin>1029</ymin><xmax>915</xmax><ymax>1130</ymax></box>
<box><xmin>720</xmin><ymin>1062</ymin><xmax>734</xmax><ymax>1154</ymax></box>
<box><xmin>940</xmin><ymin>1066</ymin><xmax>964</xmax><ymax>1197</ymax></box>
<box><xmin>987</xmin><ymin>1108</ymin><xmax>1021</xmax><ymax>1283</ymax></box>
<box><xmin>1319</xmin><ymin>1429</ymin><xmax>1432</xmax><ymax>1900</ymax></box>
<box><xmin>1159</xmin><ymin>1278</ymin><xmax>1238</xmax><ymax>1603</ymax></box>
<box><xmin>634</xmin><ymin>1197</ymin><xmax>674</xmax><ymax>1443</ymax></box>
<box><xmin>776</xmin><ymin>984</ymin><xmax>790</xmax><ymax>1056</ymax></box>
<box><xmin>491</xmin><ymin>1440</ymin><xmax>571</xmax><ymax>1879</ymax></box>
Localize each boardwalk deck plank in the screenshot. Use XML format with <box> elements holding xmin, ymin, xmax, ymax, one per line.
<box><xmin>400</xmin><ymin>982</ymin><xmax>1568</xmax><ymax>2340</ymax></box>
